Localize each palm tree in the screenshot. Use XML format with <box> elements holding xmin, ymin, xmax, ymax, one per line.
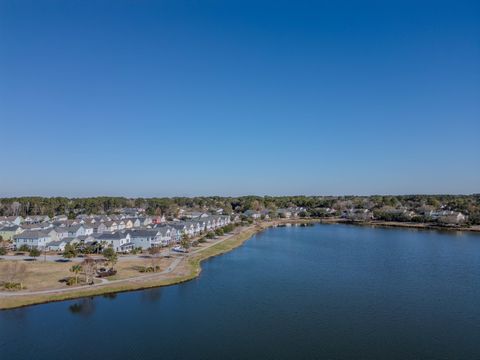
<box><xmin>70</xmin><ymin>264</ymin><xmax>82</xmax><ymax>285</ymax></box>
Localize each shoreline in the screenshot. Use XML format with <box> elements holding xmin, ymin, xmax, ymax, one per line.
<box><xmin>1</xmin><ymin>219</ymin><xmax>478</xmax><ymax>310</ymax></box>
<box><xmin>0</xmin><ymin>224</ymin><xmax>268</xmax><ymax>310</ymax></box>
<box><xmin>311</xmin><ymin>218</ymin><xmax>480</xmax><ymax>233</ymax></box>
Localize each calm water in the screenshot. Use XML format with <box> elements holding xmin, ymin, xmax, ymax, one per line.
<box><xmin>1</xmin><ymin>224</ymin><xmax>480</xmax><ymax>359</ymax></box>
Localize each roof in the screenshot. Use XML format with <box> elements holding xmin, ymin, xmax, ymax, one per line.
<box><xmin>47</xmin><ymin>240</ymin><xmax>66</xmax><ymax>246</ymax></box>
<box><xmin>128</xmin><ymin>230</ymin><xmax>159</xmax><ymax>238</ymax></box>
<box><xmin>96</xmin><ymin>232</ymin><xmax>128</xmax><ymax>240</ymax></box>
<box><xmin>14</xmin><ymin>230</ymin><xmax>52</xmax><ymax>239</ymax></box>
<box><xmin>0</xmin><ymin>225</ymin><xmax>20</xmax><ymax>231</ymax></box>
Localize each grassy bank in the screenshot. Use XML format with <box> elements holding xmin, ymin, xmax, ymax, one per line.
<box><xmin>0</xmin><ymin>225</ymin><xmax>264</xmax><ymax>310</ymax></box>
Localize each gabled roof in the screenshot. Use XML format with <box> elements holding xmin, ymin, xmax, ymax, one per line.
<box><xmin>14</xmin><ymin>230</ymin><xmax>52</xmax><ymax>239</ymax></box>
<box><xmin>127</xmin><ymin>229</ymin><xmax>159</xmax><ymax>238</ymax></box>
<box><xmin>96</xmin><ymin>232</ymin><xmax>129</xmax><ymax>240</ymax></box>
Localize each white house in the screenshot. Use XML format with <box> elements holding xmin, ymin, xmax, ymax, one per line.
<box><xmin>128</xmin><ymin>230</ymin><xmax>161</xmax><ymax>250</ymax></box>
<box><xmin>96</xmin><ymin>232</ymin><xmax>132</xmax><ymax>252</ymax></box>
<box><xmin>13</xmin><ymin>230</ymin><xmax>53</xmax><ymax>249</ymax></box>
<box><xmin>0</xmin><ymin>216</ymin><xmax>23</xmax><ymax>226</ymax></box>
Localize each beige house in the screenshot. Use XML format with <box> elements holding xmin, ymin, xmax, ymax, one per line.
<box><xmin>0</xmin><ymin>225</ymin><xmax>23</xmax><ymax>240</ymax></box>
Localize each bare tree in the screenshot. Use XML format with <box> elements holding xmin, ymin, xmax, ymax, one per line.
<box><xmin>148</xmin><ymin>246</ymin><xmax>162</xmax><ymax>272</ymax></box>
<box><xmin>81</xmin><ymin>257</ymin><xmax>97</xmax><ymax>284</ymax></box>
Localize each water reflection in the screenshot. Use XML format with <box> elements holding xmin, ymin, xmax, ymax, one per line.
<box><xmin>0</xmin><ymin>306</ymin><xmax>29</xmax><ymax>321</ymax></box>
<box><xmin>68</xmin><ymin>297</ymin><xmax>95</xmax><ymax>317</ymax></box>
<box><xmin>102</xmin><ymin>293</ymin><xmax>117</xmax><ymax>300</ymax></box>
<box><xmin>141</xmin><ymin>288</ymin><xmax>162</xmax><ymax>303</ymax></box>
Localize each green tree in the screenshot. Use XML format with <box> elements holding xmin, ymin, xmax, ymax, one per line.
<box><xmin>63</xmin><ymin>243</ymin><xmax>77</xmax><ymax>259</ymax></box>
<box><xmin>102</xmin><ymin>247</ymin><xmax>118</xmax><ymax>269</ymax></box>
<box><xmin>69</xmin><ymin>264</ymin><xmax>82</xmax><ymax>284</ymax></box>
<box><xmin>29</xmin><ymin>247</ymin><xmax>41</xmax><ymax>259</ymax></box>
<box><xmin>18</xmin><ymin>244</ymin><xmax>30</xmax><ymax>252</ymax></box>
<box><xmin>180</xmin><ymin>233</ymin><xmax>191</xmax><ymax>250</ymax></box>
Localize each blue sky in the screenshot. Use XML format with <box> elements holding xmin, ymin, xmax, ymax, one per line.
<box><xmin>1</xmin><ymin>0</ymin><xmax>479</xmax><ymax>197</ymax></box>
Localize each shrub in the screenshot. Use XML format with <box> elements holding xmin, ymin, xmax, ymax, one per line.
<box><xmin>29</xmin><ymin>248</ymin><xmax>41</xmax><ymax>258</ymax></box>
<box><xmin>18</xmin><ymin>244</ymin><xmax>30</xmax><ymax>252</ymax></box>
<box><xmin>3</xmin><ymin>282</ymin><xmax>22</xmax><ymax>290</ymax></box>
<box><xmin>66</xmin><ymin>277</ymin><xmax>77</xmax><ymax>286</ymax></box>
<box><xmin>0</xmin><ymin>247</ymin><xmax>7</xmax><ymax>256</ymax></box>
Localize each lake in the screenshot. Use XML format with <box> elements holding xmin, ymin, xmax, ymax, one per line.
<box><xmin>1</xmin><ymin>224</ymin><xmax>480</xmax><ymax>359</ymax></box>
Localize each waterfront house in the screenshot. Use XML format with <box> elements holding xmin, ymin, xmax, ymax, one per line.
<box><xmin>128</xmin><ymin>230</ymin><xmax>161</xmax><ymax>250</ymax></box>
<box><xmin>243</xmin><ymin>210</ymin><xmax>261</xmax><ymax>219</ymax></box>
<box><xmin>438</xmin><ymin>212</ymin><xmax>467</xmax><ymax>225</ymax></box>
<box><xmin>96</xmin><ymin>232</ymin><xmax>132</xmax><ymax>252</ymax></box>
<box><xmin>343</xmin><ymin>209</ymin><xmax>374</xmax><ymax>221</ymax></box>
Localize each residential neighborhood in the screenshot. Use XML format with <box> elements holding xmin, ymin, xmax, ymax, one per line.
<box><xmin>1</xmin><ymin>196</ymin><xmax>476</xmax><ymax>256</ymax></box>
<box><xmin>0</xmin><ymin>211</ymin><xmax>232</xmax><ymax>253</ymax></box>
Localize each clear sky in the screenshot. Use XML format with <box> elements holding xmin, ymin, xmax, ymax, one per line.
<box><xmin>1</xmin><ymin>0</ymin><xmax>479</xmax><ymax>197</ymax></box>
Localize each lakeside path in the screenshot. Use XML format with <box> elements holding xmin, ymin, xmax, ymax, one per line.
<box><xmin>0</xmin><ymin>224</ymin><xmax>268</xmax><ymax>310</ymax></box>
<box><xmin>1</xmin><ymin>219</ymin><xmax>478</xmax><ymax>310</ymax></box>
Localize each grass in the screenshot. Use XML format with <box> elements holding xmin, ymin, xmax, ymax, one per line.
<box><xmin>0</xmin><ymin>224</ymin><xmax>264</xmax><ymax>310</ymax></box>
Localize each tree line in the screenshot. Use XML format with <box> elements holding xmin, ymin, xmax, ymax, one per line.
<box><xmin>0</xmin><ymin>195</ymin><xmax>479</xmax><ymax>224</ymax></box>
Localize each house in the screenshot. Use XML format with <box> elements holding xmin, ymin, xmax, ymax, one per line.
<box><xmin>0</xmin><ymin>225</ymin><xmax>23</xmax><ymax>240</ymax></box>
<box><xmin>53</xmin><ymin>215</ymin><xmax>68</xmax><ymax>221</ymax></box>
<box><xmin>123</xmin><ymin>219</ymin><xmax>133</xmax><ymax>229</ymax></box>
<box><xmin>46</xmin><ymin>240</ymin><xmax>68</xmax><ymax>252</ymax></box>
<box><xmin>154</xmin><ymin>224</ymin><xmax>180</xmax><ymax>243</ymax></box>
<box><xmin>151</xmin><ymin>215</ymin><xmax>166</xmax><ymax>224</ymax></box>
<box><xmin>243</xmin><ymin>210</ymin><xmax>261</xmax><ymax>219</ymax></box>
<box><xmin>277</xmin><ymin>209</ymin><xmax>292</xmax><ymax>218</ymax></box>
<box><xmin>66</xmin><ymin>225</ymin><xmax>86</xmax><ymax>237</ymax></box>
<box><xmin>20</xmin><ymin>222</ymin><xmax>53</xmax><ymax>231</ymax></box>
<box><xmin>343</xmin><ymin>209</ymin><xmax>374</xmax><ymax>221</ymax></box>
<box><xmin>425</xmin><ymin>210</ymin><xmax>466</xmax><ymax>224</ymax></box>
<box><xmin>95</xmin><ymin>222</ymin><xmax>108</xmax><ymax>233</ymax></box>
<box><xmin>117</xmin><ymin>220</ymin><xmax>126</xmax><ymax>230</ymax></box>
<box><xmin>23</xmin><ymin>215</ymin><xmax>49</xmax><ymax>224</ymax></box>
<box><xmin>83</xmin><ymin>225</ymin><xmax>94</xmax><ymax>235</ymax></box>
<box><xmin>438</xmin><ymin>212</ymin><xmax>466</xmax><ymax>225</ymax></box>
<box><xmin>158</xmin><ymin>226</ymin><xmax>176</xmax><ymax>245</ymax></box>
<box><xmin>0</xmin><ymin>216</ymin><xmax>23</xmax><ymax>226</ymax></box>
<box><xmin>128</xmin><ymin>230</ymin><xmax>161</xmax><ymax>250</ymax></box>
<box><xmin>138</xmin><ymin>217</ymin><xmax>152</xmax><ymax>227</ymax></box>
<box><xmin>103</xmin><ymin>221</ymin><xmax>118</xmax><ymax>232</ymax></box>
<box><xmin>129</xmin><ymin>218</ymin><xmax>141</xmax><ymax>228</ymax></box>
<box><xmin>13</xmin><ymin>230</ymin><xmax>53</xmax><ymax>249</ymax></box>
<box><xmin>54</xmin><ymin>227</ymin><xmax>69</xmax><ymax>240</ymax></box>
<box><xmin>95</xmin><ymin>232</ymin><xmax>132</xmax><ymax>252</ymax></box>
<box><xmin>47</xmin><ymin>236</ymin><xmax>80</xmax><ymax>252</ymax></box>
<box><xmin>170</xmin><ymin>223</ymin><xmax>190</xmax><ymax>237</ymax></box>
